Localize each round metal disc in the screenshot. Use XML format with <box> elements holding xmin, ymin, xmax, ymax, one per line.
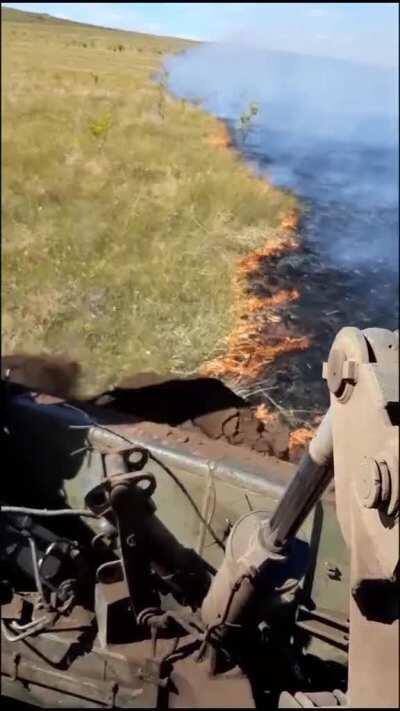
<box><xmin>326</xmin><ymin>348</ymin><xmax>346</xmax><ymax>395</ymax></box>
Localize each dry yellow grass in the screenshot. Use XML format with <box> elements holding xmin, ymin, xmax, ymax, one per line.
<box><xmin>2</xmin><ymin>7</ymin><xmax>298</xmax><ymax>395</ymax></box>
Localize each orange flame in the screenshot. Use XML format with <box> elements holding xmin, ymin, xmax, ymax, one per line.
<box><xmin>288</xmin><ymin>427</ymin><xmax>315</xmax><ymax>462</ymax></box>
<box><xmin>245</xmin><ymin>290</ymin><xmax>298</xmax><ymax>314</ymax></box>
<box><xmin>289</xmin><ymin>427</ymin><xmax>315</xmax><ymax>449</ymax></box>
<box><xmin>204</xmin><ymin>134</ymin><xmax>311</xmax><ymax>444</ymax></box>
<box><xmin>237</xmin><ymin>233</ymin><xmax>299</xmax><ymax>279</ymax></box>
<box><xmin>207</xmin><ymin>122</ymin><xmax>232</xmax><ymax>148</ymax></box>
<box><xmin>202</xmin><ymin>334</ymin><xmax>310</xmax><ymax>380</ymax></box>
<box><xmin>255</xmin><ymin>403</ymin><xmax>279</xmax><ymax>426</ymax></box>
<box><xmin>201</xmin><ymin>226</ymin><xmax>309</xmax><ymax>384</ymax></box>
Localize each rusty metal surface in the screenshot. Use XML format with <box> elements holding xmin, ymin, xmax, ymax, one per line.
<box><xmin>2</xmin><ymin>379</ymin><xmax>353</xmax><ymax>708</ymax></box>
<box><xmin>1</xmin><ymin>596</ymin><xmax>25</xmax><ymax>621</ymax></box>
<box><xmin>1</xmin><ymin>604</ymin><xmax>254</xmax><ymax>709</ymax></box>
<box><xmin>296</xmin><ymin>606</ymin><xmax>349</xmax><ymax>652</ymax></box>
<box><xmin>327</xmin><ymin>327</ymin><xmax>399</xmax><ymax>708</ymax></box>
<box><xmin>1</xmin><ymin>655</ymin><xmax>145</xmax><ymax>707</ymax></box>
<box><xmin>303</xmin><ymin>501</ymin><xmax>350</xmax><ymax>625</ymax></box>
<box><xmin>1</xmin><ymin>606</ymin><xmax>157</xmax><ymax>708</ymax></box>
<box><xmin>3</xmin><ymin>381</ymin><xmax>346</xmax><ymax>618</ymax></box>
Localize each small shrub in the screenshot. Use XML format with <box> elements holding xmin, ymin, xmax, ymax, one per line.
<box><xmin>88</xmin><ymin>112</ymin><xmax>112</xmax><ymax>148</ymax></box>
<box><xmin>237</xmin><ymin>101</ymin><xmax>259</xmax><ymax>144</ymax></box>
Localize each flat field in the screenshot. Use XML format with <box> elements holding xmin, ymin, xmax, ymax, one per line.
<box><xmin>2</xmin><ymin>7</ymin><xmax>297</xmax><ymax>395</ymax></box>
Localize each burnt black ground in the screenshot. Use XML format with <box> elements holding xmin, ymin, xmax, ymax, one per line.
<box><xmin>167</xmin><ymin>49</ymin><xmax>398</xmax><ymax>427</ymax></box>
<box><xmin>244</xmin><ymin>237</ymin><xmax>397</xmax><ymax>422</ymax></box>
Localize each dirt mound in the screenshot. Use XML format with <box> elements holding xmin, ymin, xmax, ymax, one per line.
<box><xmin>92</xmin><ymin>372</ymin><xmax>292</xmax><ymax>461</ymax></box>
<box><xmin>1</xmin><ymin>356</ymin><xmax>306</xmax><ymax>462</ymax></box>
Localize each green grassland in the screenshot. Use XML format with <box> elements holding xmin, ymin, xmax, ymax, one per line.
<box><xmin>2</xmin><ymin>7</ymin><xmax>298</xmax><ymax>395</ymax></box>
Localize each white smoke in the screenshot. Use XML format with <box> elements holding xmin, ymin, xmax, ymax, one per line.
<box><xmin>166</xmin><ymin>43</ymin><xmax>398</xmax><ymax>276</ymax></box>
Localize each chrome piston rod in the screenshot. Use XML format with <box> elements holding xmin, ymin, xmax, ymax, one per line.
<box><xmin>268</xmin><ymin>408</ymin><xmax>333</xmax><ymax>549</ymax></box>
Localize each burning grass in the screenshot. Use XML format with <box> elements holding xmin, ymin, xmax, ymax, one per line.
<box><xmin>256</xmin><ymin>405</ymin><xmax>318</xmax><ymax>462</ymax></box>
<box><xmin>200</xmin><ymin>203</ymin><xmax>319</xmax><ymax>458</ymax></box>
<box><xmin>206</xmin><ymin>121</ymin><xmax>232</xmax><ymax>148</ymax></box>
<box><xmin>288</xmin><ymin>427</ymin><xmax>315</xmax><ymax>449</ymax></box>
<box><xmin>236</xmin><ymin>232</ymin><xmax>299</xmax><ymax>278</ymax></box>
<box><xmin>255</xmin><ymin>403</ymin><xmax>279</xmax><ymax>425</ymax></box>
<box><xmin>201</xmin><ymin>209</ymin><xmax>310</xmax><ymax>384</ymax></box>
<box><xmin>288</xmin><ymin>427</ymin><xmax>315</xmax><ymax>461</ymax></box>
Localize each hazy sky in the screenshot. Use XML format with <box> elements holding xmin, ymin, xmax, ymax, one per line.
<box><xmin>3</xmin><ymin>2</ymin><xmax>399</xmax><ymax>68</ymax></box>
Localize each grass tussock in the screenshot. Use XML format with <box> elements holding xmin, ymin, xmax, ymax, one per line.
<box><xmin>2</xmin><ymin>8</ymin><xmax>298</xmax><ymax>396</ymax></box>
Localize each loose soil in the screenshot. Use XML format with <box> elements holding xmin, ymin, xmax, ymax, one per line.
<box><xmin>1</xmin><ymin>355</ymin><xmax>304</xmax><ymax>462</ymax></box>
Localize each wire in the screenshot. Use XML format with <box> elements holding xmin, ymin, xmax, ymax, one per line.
<box><xmin>1</xmin><ymin>619</ymin><xmax>43</xmax><ymax>642</ymax></box>
<box><xmin>196</xmin><ymin>471</ymin><xmax>217</xmax><ymax>556</ymax></box>
<box><xmin>27</xmin><ymin>536</ymin><xmax>48</xmax><ymax>607</ymax></box>
<box><xmin>62</xmin><ymin>402</ymin><xmax>93</xmax><ymax>422</ymax></box>
<box><xmin>91</xmin><ymin>531</ymin><xmax>109</xmax><ymax>549</ymax></box>
<box><xmin>195</xmin><ymin>573</ymin><xmax>252</xmax><ymax>662</ymax></box>
<box><xmin>1</xmin><ymin>613</ymin><xmax>56</xmax><ymax>642</ymax></box>
<box><xmin>8</xmin><ymin>617</ymin><xmax>48</xmax><ymax>633</ymax></box>
<box><xmin>1</xmin><ymin>506</ymin><xmax>98</xmax><ymax>518</ymax></box>
<box><xmin>63</xmin><ymin>406</ymin><xmax>226</xmax><ymax>552</ymax></box>
<box><xmin>148</xmin><ymin>451</ymin><xmax>225</xmax><ymax>553</ymax></box>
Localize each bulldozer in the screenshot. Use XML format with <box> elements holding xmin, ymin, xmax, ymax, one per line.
<box><xmin>1</xmin><ymin>325</ymin><xmax>398</xmax><ymax>708</ymax></box>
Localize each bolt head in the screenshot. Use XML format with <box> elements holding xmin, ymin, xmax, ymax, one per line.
<box><xmin>357</xmin><ymin>459</ymin><xmax>381</xmax><ymax>509</ymax></box>
<box><xmin>326</xmin><ymin>349</ymin><xmax>346</xmax><ymax>395</ymax></box>
<box><xmin>126</xmin><ymin>533</ymin><xmax>136</xmax><ymax>547</ymax></box>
